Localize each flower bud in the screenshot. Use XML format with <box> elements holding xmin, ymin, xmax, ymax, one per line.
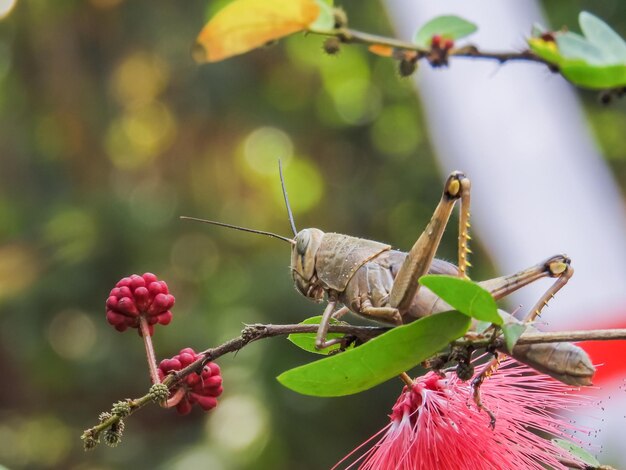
<box><xmin>323</xmin><ymin>37</ymin><xmax>341</xmax><ymax>55</ymax></box>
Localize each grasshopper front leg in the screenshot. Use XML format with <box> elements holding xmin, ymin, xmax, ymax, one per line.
<box><xmin>389</xmin><ymin>171</ymin><xmax>470</xmax><ymax>314</ymax></box>
<box><xmin>315</xmin><ymin>301</ymin><xmax>352</xmax><ymax>350</ymax></box>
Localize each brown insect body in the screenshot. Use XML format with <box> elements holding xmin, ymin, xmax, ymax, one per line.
<box><xmin>185</xmin><ymin>169</ymin><xmax>595</xmax><ymax>388</ymax></box>
<box><xmin>292</xmin><ymin>228</ymin><xmax>468</xmax><ymax>323</ymax></box>
<box><xmin>290</xmin><ymin>228</ymin><xmax>594</xmax><ymax>387</ymax></box>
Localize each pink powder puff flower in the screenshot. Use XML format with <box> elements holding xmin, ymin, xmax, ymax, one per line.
<box><xmin>335</xmin><ymin>358</ymin><xmax>590</xmax><ymax>470</ymax></box>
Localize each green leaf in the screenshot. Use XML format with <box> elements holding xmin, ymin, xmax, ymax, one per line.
<box><xmin>528</xmin><ymin>37</ymin><xmax>562</xmax><ymax>64</ymax></box>
<box><xmin>502</xmin><ymin>322</ymin><xmax>526</xmax><ymax>352</ymax></box>
<box><xmin>552</xmin><ymin>439</ymin><xmax>600</xmax><ymax>467</ymax></box>
<box><xmin>530</xmin><ymin>23</ymin><xmax>547</xmax><ymax>38</ymax></box>
<box><xmin>277</xmin><ymin>311</ymin><xmax>471</xmax><ymax>397</ymax></box>
<box><xmin>579</xmin><ymin>11</ymin><xmax>626</xmax><ymax>63</ymax></box>
<box><xmin>528</xmin><ymin>37</ymin><xmax>626</xmax><ymax>88</ymax></box>
<box><xmin>557</xmin><ymin>32</ymin><xmax>609</xmax><ymax>65</ymax></box>
<box><xmin>287</xmin><ymin>315</ymin><xmax>353</xmax><ymax>355</ymax></box>
<box><xmin>560</xmin><ymin>61</ymin><xmax>626</xmax><ymax>89</ymax></box>
<box><xmin>419</xmin><ymin>275</ymin><xmax>502</xmax><ymax>325</ymax></box>
<box><xmin>309</xmin><ymin>0</ymin><xmax>334</xmax><ymax>30</ymax></box>
<box><xmin>413</xmin><ymin>15</ymin><xmax>478</xmax><ymax>48</ymax></box>
<box><xmin>475</xmin><ymin>320</ymin><xmax>492</xmax><ymax>334</ymax></box>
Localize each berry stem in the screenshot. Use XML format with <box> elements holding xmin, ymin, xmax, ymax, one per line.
<box><xmin>139</xmin><ymin>315</ymin><xmax>160</xmax><ymax>384</ymax></box>
<box><xmin>164</xmin><ymin>388</ymin><xmax>186</xmax><ymax>408</ymax></box>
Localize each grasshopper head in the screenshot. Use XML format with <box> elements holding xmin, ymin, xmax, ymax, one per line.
<box><xmin>291</xmin><ymin>228</ymin><xmax>325</xmax><ymax>301</ymax></box>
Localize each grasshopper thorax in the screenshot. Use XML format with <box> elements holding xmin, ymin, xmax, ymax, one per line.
<box><xmin>291</xmin><ymin>228</ymin><xmax>325</xmax><ymax>301</ymax></box>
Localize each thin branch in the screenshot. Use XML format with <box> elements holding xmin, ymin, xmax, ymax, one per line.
<box><xmin>82</xmin><ymin>323</ymin><xmax>626</xmax><ymax>444</ymax></box>
<box><xmin>309</xmin><ymin>27</ymin><xmax>549</xmax><ymax>66</ymax></box>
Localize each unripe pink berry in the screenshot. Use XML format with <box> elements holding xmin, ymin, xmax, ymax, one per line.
<box><xmin>179</xmin><ymin>352</ymin><xmax>195</xmax><ymax>366</ymax></box>
<box><xmin>105</xmin><ymin>273</ymin><xmax>176</xmax><ymax>335</ymax></box>
<box><xmin>157</xmin><ymin>311</ymin><xmax>172</xmax><ymax>326</ymax></box>
<box><xmin>130</xmin><ymin>275</ymin><xmax>145</xmax><ymax>290</ymax></box>
<box><xmin>117</xmin><ymin>297</ymin><xmax>139</xmax><ymax>316</ymax></box>
<box><xmin>157</xmin><ymin>348</ymin><xmax>223</xmax><ymax>415</ymax></box>
<box><xmin>191</xmin><ymin>394</ymin><xmax>218</xmax><ymax>411</ymax></box>
<box><xmin>203</xmin><ymin>375</ymin><xmax>222</xmax><ymax>389</ymax></box>
<box><xmin>143</xmin><ymin>272</ymin><xmax>158</xmax><ymax>284</ymax></box>
<box><xmin>117</xmin><ymin>277</ymin><xmax>132</xmax><ymax>287</ymax></box>
<box><xmin>176</xmin><ymin>400</ymin><xmax>193</xmax><ymax>415</ymax></box>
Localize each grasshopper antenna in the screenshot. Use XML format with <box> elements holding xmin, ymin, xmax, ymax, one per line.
<box><xmin>278</xmin><ymin>160</ymin><xmax>298</xmax><ymax>237</ymax></box>
<box><xmin>180</xmin><ymin>216</ymin><xmax>295</xmax><ymax>245</ymax></box>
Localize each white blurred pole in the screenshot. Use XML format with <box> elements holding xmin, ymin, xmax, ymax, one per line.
<box><xmin>384</xmin><ymin>0</ymin><xmax>626</xmax><ymax>464</ymax></box>
<box><xmin>384</xmin><ymin>0</ymin><xmax>626</xmax><ymax>330</ymax></box>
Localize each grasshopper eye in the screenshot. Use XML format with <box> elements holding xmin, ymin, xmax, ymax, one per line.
<box><xmin>296</xmin><ymin>231</ymin><xmax>310</xmax><ymax>256</ymax></box>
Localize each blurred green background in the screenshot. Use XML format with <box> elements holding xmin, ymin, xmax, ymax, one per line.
<box><xmin>0</xmin><ymin>0</ymin><xmax>624</xmax><ymax>469</ymax></box>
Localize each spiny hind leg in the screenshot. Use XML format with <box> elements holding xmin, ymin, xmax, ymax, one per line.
<box><xmin>471</xmin><ymin>256</ymin><xmax>574</xmax><ymax>426</ymax></box>
<box><xmin>524</xmin><ymin>259</ymin><xmax>573</xmax><ymax>323</ymax></box>
<box><xmin>389</xmin><ymin>172</ymin><xmax>470</xmax><ymax>313</ymax></box>
<box><xmin>478</xmin><ymin>254</ymin><xmax>573</xmax><ymax>320</ymax></box>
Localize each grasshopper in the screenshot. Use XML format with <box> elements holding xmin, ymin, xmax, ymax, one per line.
<box><xmin>183</xmin><ymin>168</ymin><xmax>594</xmax><ymax>389</ymax></box>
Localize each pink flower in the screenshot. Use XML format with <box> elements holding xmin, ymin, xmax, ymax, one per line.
<box><xmin>335</xmin><ymin>359</ymin><xmax>589</xmax><ymax>470</ymax></box>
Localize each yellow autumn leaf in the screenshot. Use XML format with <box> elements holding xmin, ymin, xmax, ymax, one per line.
<box><xmin>368</xmin><ymin>44</ymin><xmax>394</xmax><ymax>57</ymax></box>
<box><xmin>194</xmin><ymin>0</ymin><xmax>321</xmax><ymax>63</ymax></box>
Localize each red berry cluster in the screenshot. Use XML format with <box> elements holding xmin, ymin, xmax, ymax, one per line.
<box><xmin>158</xmin><ymin>348</ymin><xmax>223</xmax><ymax>415</ymax></box>
<box><xmin>430</xmin><ymin>34</ymin><xmax>454</xmax><ymax>51</ymax></box>
<box><xmin>106</xmin><ymin>273</ymin><xmax>175</xmax><ymax>336</ymax></box>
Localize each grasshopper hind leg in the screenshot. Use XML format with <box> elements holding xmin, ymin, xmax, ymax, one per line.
<box><xmin>479</xmin><ymin>254</ymin><xmax>572</xmax><ymax>311</ymax></box>
<box><xmin>471</xmin><ymin>254</ymin><xmax>593</xmax><ymax>426</ymax></box>
<box><xmin>389</xmin><ymin>171</ymin><xmax>470</xmax><ymax>314</ymax></box>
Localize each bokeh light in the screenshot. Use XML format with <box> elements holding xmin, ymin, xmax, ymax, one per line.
<box><xmin>0</xmin><ymin>244</ymin><xmax>39</xmax><ymax>302</ymax></box>
<box><xmin>270</xmin><ymin>158</ymin><xmax>324</xmax><ymax>214</ymax></box>
<box><xmin>370</xmin><ymin>105</ymin><xmax>422</xmax><ymax>158</ymax></box>
<box><xmin>0</xmin><ymin>0</ymin><xmax>17</xmax><ymax>20</ymax></box>
<box><xmin>170</xmin><ymin>232</ymin><xmax>220</xmax><ymax>281</ymax></box>
<box><xmin>243</xmin><ymin>127</ymin><xmax>294</xmax><ymax>175</ymax></box>
<box><xmin>208</xmin><ymin>394</ymin><xmax>270</xmax><ymax>457</ymax></box>
<box><xmin>106</xmin><ymin>102</ymin><xmax>177</xmax><ymax>170</ymax></box>
<box><xmin>43</xmin><ymin>208</ymin><xmax>97</xmax><ymax>264</ymax></box>
<box><xmin>0</xmin><ymin>415</ymin><xmax>71</xmax><ymax>468</ymax></box>
<box><xmin>111</xmin><ymin>51</ymin><xmax>170</xmax><ymax>109</ymax></box>
<box><xmin>47</xmin><ymin>309</ymin><xmax>97</xmax><ymax>360</ymax></box>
